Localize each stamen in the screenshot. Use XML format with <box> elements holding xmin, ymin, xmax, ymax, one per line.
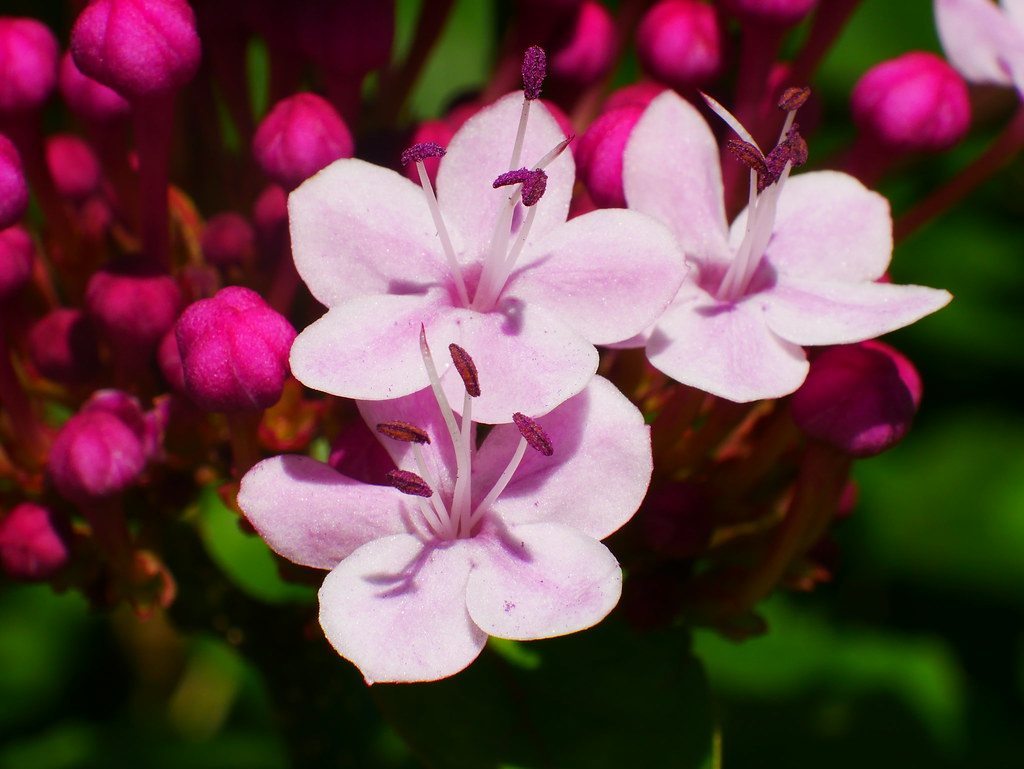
<box><xmin>492</xmin><ymin>168</ymin><xmax>548</xmax><ymax>206</ymax></box>
<box><xmin>778</xmin><ymin>86</ymin><xmax>811</xmax><ymax>112</ymax></box>
<box><xmin>448</xmin><ymin>343</ymin><xmax>480</xmax><ymax>397</ymax></box>
<box><xmin>761</xmin><ymin>127</ymin><xmax>807</xmax><ymax>191</ymax></box>
<box><xmin>726</xmin><ymin>139</ymin><xmax>769</xmax><ymax>178</ymax></box>
<box><xmin>386</xmin><ymin>469</ymin><xmax>433</xmax><ymax>497</ymax></box>
<box><xmin>522</xmin><ymin>46</ymin><xmax>547</xmax><ymax>101</ymax></box>
<box><xmin>400</xmin><ymin>142</ymin><xmax>446</xmax><ymax>165</ymax></box>
<box><xmin>701</xmin><ymin>91</ymin><xmax>760</xmax><ymax>151</ymax></box>
<box><xmin>513</xmin><ymin>412</ymin><xmax>554</xmax><ymax>456</ymax></box>
<box><xmin>376</xmin><ymin>421</ymin><xmax>431</xmax><ymax>444</ymax></box>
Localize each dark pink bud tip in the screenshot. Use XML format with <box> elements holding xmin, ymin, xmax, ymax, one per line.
<box><xmin>0</xmin><ymin>135</ymin><xmax>29</xmax><ymax>230</ymax></box>
<box><xmin>175</xmin><ymin>286</ymin><xmax>297</xmax><ymax>413</ymax></box>
<box><xmin>201</xmin><ymin>212</ymin><xmax>255</xmax><ymax>269</ymax></box>
<box><xmin>49</xmin><ymin>409</ymin><xmax>147</xmax><ymax>503</ymax></box>
<box><xmin>778</xmin><ymin>86</ymin><xmax>811</xmax><ymax>112</ymax></box>
<box><xmin>0</xmin><ymin>225</ymin><xmax>34</xmax><ymax>299</ymax></box>
<box><xmin>447</xmin><ymin>343</ymin><xmax>481</xmax><ymax>397</ymax></box>
<box><xmin>386</xmin><ymin>469</ymin><xmax>433</xmax><ymax>498</ymax></box>
<box><xmin>401</xmin><ymin>142</ymin><xmax>446</xmax><ymax>166</ymax></box>
<box><xmin>27</xmin><ymin>309</ymin><xmax>101</xmax><ymax>385</ymax></box>
<box><xmin>522</xmin><ymin>45</ymin><xmax>547</xmax><ymax>100</ymax></box>
<box><xmin>377</xmin><ymin>421</ymin><xmax>431</xmax><ymax>444</ymax></box>
<box><xmin>0</xmin><ymin>18</ymin><xmax>59</xmax><ymax>114</ymax></box>
<box><xmin>791</xmin><ymin>340</ymin><xmax>922</xmax><ymax>458</ymax></box>
<box><xmin>253</xmin><ymin>93</ymin><xmax>355</xmax><ymax>190</ymax></box>
<box><xmin>577</xmin><ymin>105</ymin><xmax>644</xmax><ymax>208</ymax></box>
<box><xmin>85</xmin><ymin>257</ymin><xmax>183</xmax><ymax>355</ymax></box>
<box><xmin>548</xmin><ymin>2</ymin><xmax>616</xmax><ymax>86</ymax></box>
<box><xmin>70</xmin><ymin>0</ymin><xmax>201</xmax><ymax>100</ymax></box>
<box><xmin>0</xmin><ymin>503</ymin><xmax>70</xmax><ymax>581</ymax></box>
<box><xmin>46</xmin><ymin>134</ymin><xmax>102</xmax><ymax>203</ymax></box>
<box><xmin>636</xmin><ymin>0</ymin><xmax>723</xmax><ymax>90</ymax></box>
<box><xmin>512</xmin><ymin>412</ymin><xmax>553</xmax><ymax>456</ymax></box>
<box><xmin>492</xmin><ymin>168</ymin><xmax>548</xmax><ymax>206</ymax></box>
<box><xmin>59</xmin><ymin>51</ymin><xmax>130</xmax><ymax>124</ymax></box>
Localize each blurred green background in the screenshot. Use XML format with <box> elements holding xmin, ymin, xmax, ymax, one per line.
<box><xmin>2</xmin><ymin>0</ymin><xmax>1023</xmax><ymax>767</ymax></box>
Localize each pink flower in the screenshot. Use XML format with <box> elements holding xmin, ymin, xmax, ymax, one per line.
<box><xmin>288</xmin><ymin>88</ymin><xmax>685</xmax><ymax>423</ymax></box>
<box><xmin>238</xmin><ymin>336</ymin><xmax>651</xmax><ymax>683</ymax></box>
<box><xmin>623</xmin><ymin>90</ymin><xmax>951</xmax><ymax>402</ymax></box>
<box><xmin>934</xmin><ymin>0</ymin><xmax>1024</xmax><ymax>97</ymax></box>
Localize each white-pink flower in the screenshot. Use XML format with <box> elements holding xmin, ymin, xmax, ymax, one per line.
<box><xmin>287</xmin><ymin>90</ymin><xmax>685</xmax><ymax>423</ymax></box>
<box><xmin>935</xmin><ymin>0</ymin><xmax>1024</xmax><ymax>97</ymax></box>
<box><xmin>623</xmin><ymin>90</ymin><xmax>952</xmax><ymax>402</ymax></box>
<box><xmin>237</xmin><ymin>337</ymin><xmax>651</xmax><ymax>684</ymax></box>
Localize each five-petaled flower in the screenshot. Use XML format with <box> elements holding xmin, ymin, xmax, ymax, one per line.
<box><xmin>934</xmin><ymin>0</ymin><xmax>1024</xmax><ymax>98</ymax></box>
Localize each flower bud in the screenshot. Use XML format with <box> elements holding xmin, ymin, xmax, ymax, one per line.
<box><xmin>49</xmin><ymin>409</ymin><xmax>146</xmax><ymax>503</ymax></box>
<box><xmin>548</xmin><ymin>1</ymin><xmax>617</xmax><ymax>86</ymax></box>
<box><xmin>174</xmin><ymin>286</ymin><xmax>297</xmax><ymax>412</ymax></box>
<box><xmin>59</xmin><ymin>51</ymin><xmax>131</xmax><ymax>124</ymax></box>
<box><xmin>0</xmin><ymin>224</ymin><xmax>33</xmax><ymax>298</ymax></box>
<box><xmin>0</xmin><ymin>503</ymin><xmax>70</xmax><ymax>581</ymax></box>
<box><xmin>791</xmin><ymin>340</ymin><xmax>922</xmax><ymax>458</ymax></box>
<box><xmin>27</xmin><ymin>308</ymin><xmax>101</xmax><ymax>385</ymax></box>
<box><xmin>157</xmin><ymin>328</ymin><xmax>187</xmax><ymax>394</ymax></box>
<box><xmin>201</xmin><ymin>212</ymin><xmax>255</xmax><ymax>269</ymax></box>
<box><xmin>722</xmin><ymin>0</ymin><xmax>818</xmax><ymax>26</ymax></box>
<box><xmin>0</xmin><ymin>17</ymin><xmax>59</xmax><ymax>114</ymax></box>
<box><xmin>603</xmin><ymin>82</ymin><xmax>666</xmax><ymax>113</ymax></box>
<box><xmin>253</xmin><ymin>93</ymin><xmax>355</xmax><ymax>190</ymax></box>
<box><xmin>70</xmin><ymin>0</ymin><xmax>202</xmax><ymax>100</ymax></box>
<box><xmin>46</xmin><ymin>133</ymin><xmax>102</xmax><ymax>203</ymax></box>
<box><xmin>636</xmin><ymin>0</ymin><xmax>723</xmax><ymax>90</ymax></box>
<box><xmin>852</xmin><ymin>52</ymin><xmax>971</xmax><ymax>154</ymax></box>
<box><xmin>0</xmin><ymin>134</ymin><xmax>28</xmax><ymax>229</ymax></box>
<box><xmin>85</xmin><ymin>257</ymin><xmax>183</xmax><ymax>356</ymax></box>
<box><xmin>576</xmin><ymin>105</ymin><xmax>643</xmax><ymax>208</ymax></box>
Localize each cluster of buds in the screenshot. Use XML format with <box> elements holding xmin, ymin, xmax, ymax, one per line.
<box><xmin>0</xmin><ymin>0</ymin><xmax>1009</xmax><ymax>696</ymax></box>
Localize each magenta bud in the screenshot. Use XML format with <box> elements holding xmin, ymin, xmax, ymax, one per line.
<box><xmin>85</xmin><ymin>257</ymin><xmax>183</xmax><ymax>356</ymax></box>
<box><xmin>253</xmin><ymin>92</ymin><xmax>355</xmax><ymax>190</ymax></box>
<box><xmin>59</xmin><ymin>51</ymin><xmax>130</xmax><ymax>124</ymax></box>
<box><xmin>174</xmin><ymin>286</ymin><xmax>297</xmax><ymax>412</ymax></box>
<box><xmin>201</xmin><ymin>212</ymin><xmax>255</xmax><ymax>269</ymax></box>
<box><xmin>46</xmin><ymin>133</ymin><xmax>102</xmax><ymax>203</ymax></box>
<box><xmin>0</xmin><ymin>134</ymin><xmax>28</xmax><ymax>229</ymax></box>
<box><xmin>852</xmin><ymin>52</ymin><xmax>971</xmax><ymax>154</ymax></box>
<box><xmin>548</xmin><ymin>1</ymin><xmax>616</xmax><ymax>86</ymax></box>
<box><xmin>576</xmin><ymin>105</ymin><xmax>643</xmax><ymax>208</ymax></box>
<box><xmin>636</xmin><ymin>0</ymin><xmax>723</xmax><ymax>90</ymax></box>
<box><xmin>602</xmin><ymin>82</ymin><xmax>666</xmax><ymax>113</ymax></box>
<box><xmin>82</xmin><ymin>388</ymin><xmax>163</xmax><ymax>464</ymax></box>
<box><xmin>723</xmin><ymin>0</ymin><xmax>818</xmax><ymax>26</ymax></box>
<box><xmin>156</xmin><ymin>328</ymin><xmax>186</xmax><ymax>394</ymax></box>
<box><xmin>70</xmin><ymin>0</ymin><xmax>201</xmax><ymax>100</ymax></box>
<box><xmin>49</xmin><ymin>409</ymin><xmax>146</xmax><ymax>503</ymax></box>
<box><xmin>0</xmin><ymin>503</ymin><xmax>70</xmax><ymax>581</ymax></box>
<box><xmin>791</xmin><ymin>340</ymin><xmax>923</xmax><ymax>458</ymax></box>
<box><xmin>27</xmin><ymin>308</ymin><xmax>101</xmax><ymax>385</ymax></box>
<box><xmin>0</xmin><ymin>224</ymin><xmax>33</xmax><ymax>298</ymax></box>
<box><xmin>0</xmin><ymin>17</ymin><xmax>59</xmax><ymax>114</ymax></box>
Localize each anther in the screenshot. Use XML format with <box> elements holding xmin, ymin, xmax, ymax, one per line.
<box><xmin>401</xmin><ymin>142</ymin><xmax>446</xmax><ymax>166</ymax></box>
<box><xmin>448</xmin><ymin>344</ymin><xmax>480</xmax><ymax>397</ymax></box>
<box><xmin>778</xmin><ymin>86</ymin><xmax>811</xmax><ymax>112</ymax></box>
<box><xmin>376</xmin><ymin>421</ymin><xmax>431</xmax><ymax>444</ymax></box>
<box><xmin>492</xmin><ymin>168</ymin><xmax>548</xmax><ymax>206</ymax></box>
<box><xmin>761</xmin><ymin>126</ymin><xmax>808</xmax><ymax>191</ymax></box>
<box><xmin>386</xmin><ymin>469</ymin><xmax>434</xmax><ymax>497</ymax></box>
<box><xmin>513</xmin><ymin>412</ymin><xmax>554</xmax><ymax>456</ymax></box>
<box><xmin>726</xmin><ymin>139</ymin><xmax>768</xmax><ymax>177</ymax></box>
<box><xmin>522</xmin><ymin>45</ymin><xmax>547</xmax><ymax>101</ymax></box>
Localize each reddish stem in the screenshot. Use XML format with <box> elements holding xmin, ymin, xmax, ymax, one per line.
<box><xmin>132</xmin><ymin>94</ymin><xmax>177</xmax><ymax>269</ymax></box>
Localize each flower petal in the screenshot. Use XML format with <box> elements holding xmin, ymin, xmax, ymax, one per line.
<box><xmin>761</xmin><ymin>278</ymin><xmax>953</xmax><ymax>346</ymax></box>
<box><xmin>647</xmin><ymin>286</ymin><xmax>809</xmax><ymax>402</ymax></box>
<box><xmin>437</xmin><ymin>93</ymin><xmax>574</xmax><ymax>256</ymax></box>
<box><xmin>289</xmin><ymin>159</ymin><xmax>449</xmax><ymax>307</ymax></box>
<box><xmin>507</xmin><ymin>208</ymin><xmax>687</xmax><ymax>345</ymax></box>
<box><xmin>319</xmin><ymin>534</ymin><xmax>486</xmax><ymax>684</ymax></box>
<box><xmin>623</xmin><ymin>90</ymin><xmax>731</xmax><ymax>269</ymax></box>
<box><xmin>936</xmin><ymin>0</ymin><xmax>1024</xmax><ymax>89</ymax></box>
<box><xmin>238</xmin><ymin>455</ymin><xmax>411</xmax><ymax>569</ymax></box>
<box><xmin>475</xmin><ymin>376</ymin><xmax>651</xmax><ymax>540</ymax></box>
<box><xmin>466</xmin><ymin>522</ymin><xmax>622</xmax><ymax>640</ymax></box>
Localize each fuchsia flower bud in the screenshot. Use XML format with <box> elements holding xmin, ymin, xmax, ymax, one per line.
<box><xmin>0</xmin><ymin>502</ymin><xmax>70</xmax><ymax>581</ymax></box>
<box><xmin>0</xmin><ymin>17</ymin><xmax>59</xmax><ymax>115</ymax></box>
<box><xmin>0</xmin><ymin>134</ymin><xmax>28</xmax><ymax>229</ymax></box>
<box><xmin>723</xmin><ymin>0</ymin><xmax>818</xmax><ymax>26</ymax></box>
<box><xmin>201</xmin><ymin>212</ymin><xmax>255</xmax><ymax>269</ymax></box>
<box><xmin>576</xmin><ymin>105</ymin><xmax>644</xmax><ymax>208</ymax></box>
<box><xmin>791</xmin><ymin>340</ymin><xmax>922</xmax><ymax>458</ymax></box>
<box><xmin>253</xmin><ymin>93</ymin><xmax>355</xmax><ymax>190</ymax></box>
<box><xmin>70</xmin><ymin>0</ymin><xmax>202</xmax><ymax>100</ymax></box>
<box><xmin>85</xmin><ymin>257</ymin><xmax>183</xmax><ymax>356</ymax></box>
<box><xmin>157</xmin><ymin>329</ymin><xmax>186</xmax><ymax>394</ymax></box>
<box><xmin>603</xmin><ymin>82</ymin><xmax>666</xmax><ymax>112</ymax></box>
<box><xmin>59</xmin><ymin>51</ymin><xmax>130</xmax><ymax>124</ymax></box>
<box><xmin>174</xmin><ymin>286</ymin><xmax>297</xmax><ymax>412</ymax></box>
<box><xmin>45</xmin><ymin>133</ymin><xmax>102</xmax><ymax>203</ymax></box>
<box><xmin>548</xmin><ymin>0</ymin><xmax>617</xmax><ymax>86</ymax></box>
<box><xmin>636</xmin><ymin>0</ymin><xmax>724</xmax><ymax>90</ymax></box>
<box><xmin>852</xmin><ymin>52</ymin><xmax>971</xmax><ymax>154</ymax></box>
<box><xmin>27</xmin><ymin>309</ymin><xmax>101</xmax><ymax>385</ymax></box>
<box><xmin>0</xmin><ymin>224</ymin><xmax>33</xmax><ymax>298</ymax></box>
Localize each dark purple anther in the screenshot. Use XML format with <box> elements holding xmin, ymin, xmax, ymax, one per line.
<box><xmin>386</xmin><ymin>469</ymin><xmax>434</xmax><ymax>498</ymax></box>
<box><xmin>400</xmin><ymin>142</ymin><xmax>446</xmax><ymax>166</ymax></box>
<box><xmin>522</xmin><ymin>45</ymin><xmax>547</xmax><ymax>101</ymax></box>
<box><xmin>492</xmin><ymin>168</ymin><xmax>548</xmax><ymax>206</ymax></box>
<box><xmin>512</xmin><ymin>412</ymin><xmax>553</xmax><ymax>456</ymax></box>
<box><xmin>448</xmin><ymin>343</ymin><xmax>481</xmax><ymax>397</ymax></box>
<box><xmin>760</xmin><ymin>127</ymin><xmax>807</xmax><ymax>191</ymax></box>
<box><xmin>376</xmin><ymin>421</ymin><xmax>431</xmax><ymax>444</ymax></box>
<box><xmin>778</xmin><ymin>86</ymin><xmax>811</xmax><ymax>112</ymax></box>
<box><xmin>726</xmin><ymin>138</ymin><xmax>769</xmax><ymax>177</ymax></box>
